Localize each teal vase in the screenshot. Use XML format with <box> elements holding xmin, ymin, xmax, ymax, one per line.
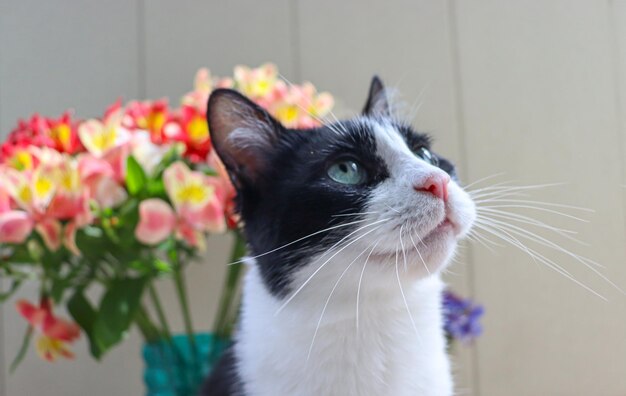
<box><xmin>143</xmin><ymin>333</ymin><xmax>229</xmax><ymax>396</ymax></box>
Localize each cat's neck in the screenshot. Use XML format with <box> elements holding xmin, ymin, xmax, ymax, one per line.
<box><xmin>234</xmin><ymin>260</ymin><xmax>453</xmax><ymax>396</ymax></box>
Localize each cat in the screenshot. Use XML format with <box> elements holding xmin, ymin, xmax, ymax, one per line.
<box><xmin>200</xmin><ymin>76</ymin><xmax>476</xmax><ymax>396</ymax></box>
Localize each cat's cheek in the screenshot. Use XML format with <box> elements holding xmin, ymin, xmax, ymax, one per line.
<box><xmin>446</xmin><ymin>182</ymin><xmax>477</xmax><ymax>239</ymax></box>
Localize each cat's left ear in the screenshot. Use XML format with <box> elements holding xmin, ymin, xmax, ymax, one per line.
<box><xmin>362</xmin><ymin>75</ymin><xmax>391</xmax><ymax>117</ymax></box>
<box><xmin>207</xmin><ymin>89</ymin><xmax>284</xmax><ymax>188</ymax></box>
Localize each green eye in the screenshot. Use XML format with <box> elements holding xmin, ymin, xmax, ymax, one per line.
<box><xmin>415</xmin><ymin>147</ymin><xmax>439</xmax><ymax>166</ymax></box>
<box><xmin>327</xmin><ymin>159</ymin><xmax>367</xmax><ymax>185</ymax></box>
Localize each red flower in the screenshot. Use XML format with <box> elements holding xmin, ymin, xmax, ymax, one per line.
<box><xmin>123</xmin><ymin>99</ymin><xmax>170</xmax><ymax>144</ymax></box>
<box><xmin>163</xmin><ymin>105</ymin><xmax>212</xmax><ymax>163</ymax></box>
<box><xmin>0</xmin><ymin>112</ymin><xmax>83</xmax><ymax>167</ymax></box>
<box><xmin>16</xmin><ymin>298</ymin><xmax>80</xmax><ymax>361</ymax></box>
<box><xmin>47</xmin><ymin>112</ymin><xmax>83</xmax><ymax>154</ymax></box>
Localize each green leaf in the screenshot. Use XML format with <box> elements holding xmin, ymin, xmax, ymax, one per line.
<box><xmin>92</xmin><ymin>277</ymin><xmax>147</xmax><ymax>356</ymax></box>
<box><xmin>75</xmin><ymin>226</ymin><xmax>111</xmax><ymax>261</ymax></box>
<box><xmin>10</xmin><ymin>326</ymin><xmax>33</xmax><ymax>372</ymax></box>
<box><xmin>126</xmin><ymin>156</ymin><xmax>147</xmax><ymax>196</ymax></box>
<box><xmin>146</xmin><ymin>179</ymin><xmax>166</xmax><ymax>198</ymax></box>
<box><xmin>49</xmin><ymin>278</ymin><xmax>67</xmax><ymax>303</ymax></box>
<box><xmin>0</xmin><ymin>279</ymin><xmax>22</xmax><ymax>303</ymax></box>
<box><xmin>3</xmin><ymin>244</ymin><xmax>33</xmax><ymax>264</ymax></box>
<box><xmin>153</xmin><ymin>259</ymin><xmax>172</xmax><ymax>274</ymax></box>
<box><xmin>68</xmin><ymin>291</ymin><xmax>103</xmax><ymax>359</ymax></box>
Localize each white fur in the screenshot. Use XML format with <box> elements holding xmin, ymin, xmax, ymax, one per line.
<box><xmin>235</xmin><ymin>119</ymin><xmax>476</xmax><ymax>395</ymax></box>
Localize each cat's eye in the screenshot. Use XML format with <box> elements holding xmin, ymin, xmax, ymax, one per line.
<box><xmin>327</xmin><ymin>159</ymin><xmax>367</xmax><ymax>185</ymax></box>
<box><xmin>414</xmin><ymin>147</ymin><xmax>439</xmax><ymax>167</ymax></box>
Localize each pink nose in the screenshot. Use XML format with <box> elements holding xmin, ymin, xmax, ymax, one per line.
<box><xmin>414</xmin><ymin>174</ymin><xmax>450</xmax><ymax>202</ymax></box>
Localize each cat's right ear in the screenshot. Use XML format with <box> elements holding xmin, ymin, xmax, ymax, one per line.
<box><xmin>207</xmin><ymin>89</ymin><xmax>284</xmax><ymax>188</ymax></box>
<box><xmin>362</xmin><ymin>76</ymin><xmax>391</xmax><ymax>117</ymax></box>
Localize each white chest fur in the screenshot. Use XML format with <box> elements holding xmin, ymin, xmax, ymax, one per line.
<box><xmin>235</xmin><ymin>261</ymin><xmax>453</xmax><ymax>396</ymax></box>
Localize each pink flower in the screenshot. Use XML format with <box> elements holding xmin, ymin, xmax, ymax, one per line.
<box><xmin>77</xmin><ymin>155</ymin><xmax>127</xmax><ymax>209</ymax></box>
<box><xmin>0</xmin><ymin>158</ymin><xmax>92</xmax><ymax>252</ymax></box>
<box><xmin>135</xmin><ymin>161</ymin><xmax>226</xmax><ymax>248</ymax></box>
<box><xmin>0</xmin><ymin>184</ymin><xmax>33</xmax><ymax>244</ymax></box>
<box><xmin>234</xmin><ymin>63</ymin><xmax>278</xmax><ymax>99</ymax></box>
<box><xmin>78</xmin><ymin>108</ymin><xmax>130</xmax><ymax>159</ymax></box>
<box><xmin>181</xmin><ymin>68</ymin><xmax>213</xmax><ymax>113</ymax></box>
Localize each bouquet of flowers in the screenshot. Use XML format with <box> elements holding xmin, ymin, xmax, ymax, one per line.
<box><xmin>0</xmin><ymin>63</ymin><xmax>482</xmax><ymax>386</ymax></box>
<box><xmin>0</xmin><ymin>63</ymin><xmax>335</xmax><ymax>370</ymax></box>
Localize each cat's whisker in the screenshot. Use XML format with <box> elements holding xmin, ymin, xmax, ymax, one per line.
<box><xmin>472</xmin><ymin>221</ymin><xmax>608</xmax><ymax>300</ymax></box>
<box><xmin>306</xmin><ymin>238</ymin><xmax>377</xmax><ymax>363</ymax></box>
<box><xmin>356</xmin><ymin>239</ymin><xmax>381</xmax><ymax>331</ymax></box>
<box><xmin>476</xmin><ymin>208</ymin><xmax>586</xmax><ymax>244</ymax></box>
<box><xmin>275</xmin><ymin>221</ymin><xmax>387</xmax><ymax>315</ymax></box>
<box><xmin>384</xmin><ymin>203</ymin><xmax>401</xmax><ymax>214</ymax></box>
<box><xmin>228</xmin><ymin>217</ymin><xmax>376</xmax><ymax>265</ymax></box>
<box><xmin>405</xmin><ymin>83</ymin><xmax>430</xmax><ymax>121</ymax></box>
<box><xmin>476</xmin><ymin>199</ymin><xmax>593</xmax><ymax>213</ymax></box>
<box><xmin>478</xmin><ymin>204</ymin><xmax>589</xmax><ymax>223</ymax></box>
<box><xmin>324</xmin><ymin>108</ymin><xmax>349</xmax><ymax>134</ymax></box>
<box><xmin>462</xmin><ymin>172</ymin><xmax>507</xmax><ymax>190</ymax></box>
<box><xmin>471</xmin><ymin>190</ymin><xmax>530</xmax><ymax>201</ymax></box>
<box><xmin>278</xmin><ymin>72</ymin><xmax>345</xmax><ymax>136</ymax></box>
<box><xmin>472</xmin><ymin>222</ymin><xmax>602</xmax><ymax>296</ymax></box>
<box><xmin>469</xmin><ymin>182</ymin><xmax>568</xmax><ymax>197</ymax></box>
<box><xmin>467</xmin><ymin>181</ymin><xmax>520</xmax><ymax>196</ymax></box>
<box><xmin>408</xmin><ymin>231</ymin><xmax>430</xmax><ymax>275</ymax></box>
<box><xmin>395</xmin><ymin>240</ymin><xmax>422</xmax><ymax>345</ymax></box>
<box><xmin>331</xmin><ymin>211</ymin><xmax>381</xmax><ymax>218</ymax></box>
<box><xmin>400</xmin><ymin>224</ymin><xmax>408</xmax><ymax>272</ymax></box>
<box><xmin>474</xmin><ymin>219</ymin><xmax>544</xmax><ymax>269</ymax></box>
<box><xmin>310</xmin><ymin>218</ymin><xmax>390</xmax><ymax>266</ymax></box>
<box><xmin>465</xmin><ymin>231</ymin><xmax>500</xmax><ymax>253</ymax></box>
<box><xmin>477</xmin><ymin>217</ymin><xmax>622</xmax><ymax>294</ymax></box>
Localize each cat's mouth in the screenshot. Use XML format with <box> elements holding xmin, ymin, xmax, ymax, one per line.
<box><xmin>422</xmin><ymin>217</ymin><xmax>456</xmax><ymax>240</ymax></box>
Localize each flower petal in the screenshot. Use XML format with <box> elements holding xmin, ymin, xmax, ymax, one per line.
<box><xmin>36</xmin><ymin>335</ymin><xmax>75</xmax><ymax>362</ymax></box>
<box><xmin>42</xmin><ymin>312</ymin><xmax>80</xmax><ymax>342</ymax></box>
<box><xmin>63</xmin><ymin>221</ymin><xmax>81</xmax><ymax>256</ymax></box>
<box><xmin>94</xmin><ymin>177</ymin><xmax>127</xmax><ymax>209</ymax></box>
<box><xmin>36</xmin><ymin>219</ymin><xmax>62</xmax><ymax>251</ymax></box>
<box><xmin>0</xmin><ymin>211</ymin><xmax>33</xmax><ymax>244</ymax></box>
<box><xmin>135</xmin><ymin>199</ymin><xmax>176</xmax><ymax>245</ymax></box>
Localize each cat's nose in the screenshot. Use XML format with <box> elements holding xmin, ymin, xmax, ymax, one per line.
<box><xmin>414</xmin><ymin>174</ymin><xmax>450</xmax><ymax>202</ymax></box>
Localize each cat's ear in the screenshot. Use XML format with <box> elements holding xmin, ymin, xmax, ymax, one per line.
<box><xmin>362</xmin><ymin>76</ymin><xmax>391</xmax><ymax>117</ymax></box>
<box><xmin>207</xmin><ymin>89</ymin><xmax>284</xmax><ymax>187</ymax></box>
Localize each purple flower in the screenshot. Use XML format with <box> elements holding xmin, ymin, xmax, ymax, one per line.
<box><xmin>443</xmin><ymin>290</ymin><xmax>484</xmax><ymax>344</ymax></box>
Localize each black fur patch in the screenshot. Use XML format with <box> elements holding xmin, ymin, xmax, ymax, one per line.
<box><xmin>239</xmin><ymin>121</ymin><xmax>389</xmax><ymax>297</ymax></box>
<box><xmin>199</xmin><ymin>346</ymin><xmax>242</xmax><ymax>396</ymax></box>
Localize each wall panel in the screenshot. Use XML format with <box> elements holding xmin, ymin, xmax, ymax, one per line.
<box><xmin>143</xmin><ymin>0</ymin><xmax>297</xmax><ymax>100</ymax></box>
<box><xmin>452</xmin><ymin>1</ymin><xmax>626</xmax><ymax>394</ymax></box>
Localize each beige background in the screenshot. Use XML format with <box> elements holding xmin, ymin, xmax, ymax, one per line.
<box><xmin>1</xmin><ymin>0</ymin><xmax>626</xmax><ymax>395</ymax></box>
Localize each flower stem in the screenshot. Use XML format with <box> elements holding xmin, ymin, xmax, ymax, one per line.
<box><xmin>148</xmin><ymin>282</ymin><xmax>173</xmax><ymax>342</ymax></box>
<box><xmin>169</xmin><ymin>246</ymin><xmax>198</xmax><ymax>378</ymax></box>
<box><xmin>212</xmin><ymin>232</ymin><xmax>246</xmax><ymax>339</ymax></box>
<box><xmin>135</xmin><ymin>305</ymin><xmax>161</xmax><ymax>343</ymax></box>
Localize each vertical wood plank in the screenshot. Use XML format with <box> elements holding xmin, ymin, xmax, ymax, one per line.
<box><xmin>453</xmin><ymin>1</ymin><xmax>626</xmax><ymax>394</ymax></box>
<box><xmin>296</xmin><ymin>0</ymin><xmax>476</xmax><ymax>392</ymax></box>
<box><xmin>611</xmin><ymin>0</ymin><xmax>626</xmax><ymax>187</ymax></box>
<box><xmin>143</xmin><ymin>0</ymin><xmax>297</xmax><ymax>100</ymax></box>
<box><xmin>0</xmin><ymin>1</ymin><xmax>144</xmax><ymax>395</ymax></box>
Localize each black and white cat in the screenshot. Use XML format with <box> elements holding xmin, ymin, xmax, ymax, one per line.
<box><xmin>201</xmin><ymin>77</ymin><xmax>476</xmax><ymax>396</ymax></box>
